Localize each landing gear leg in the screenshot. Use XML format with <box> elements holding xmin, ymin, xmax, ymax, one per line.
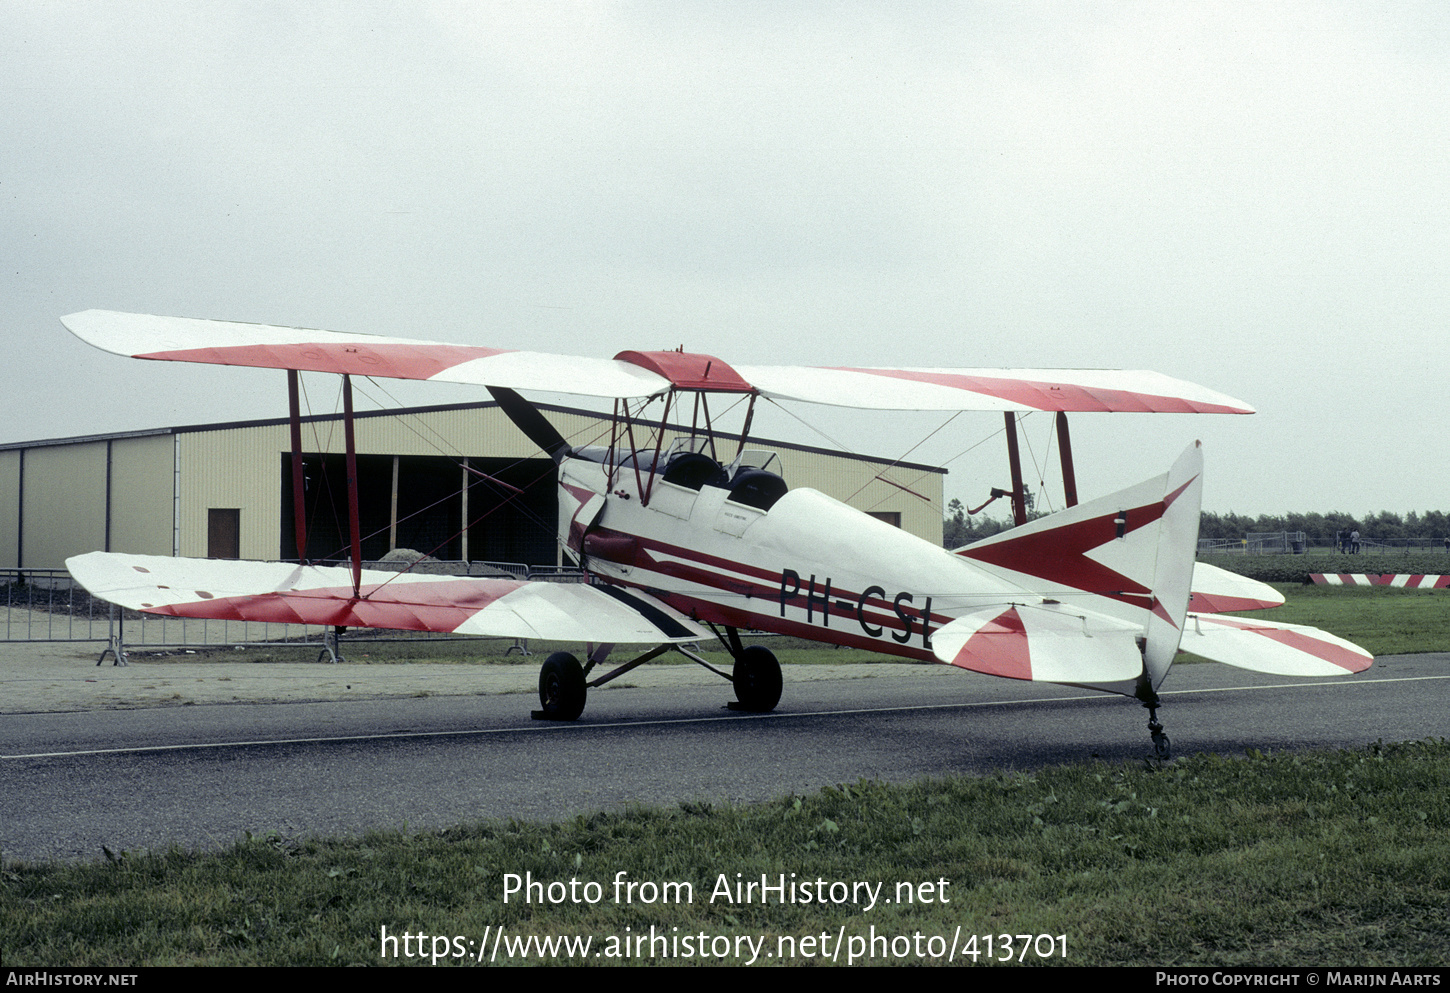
<box><xmin>710</xmin><ymin>625</ymin><xmax>781</xmax><ymax>712</ymax></box>
<box><xmin>1144</xmin><ymin>695</ymin><xmax>1171</xmax><ymax>759</ymax></box>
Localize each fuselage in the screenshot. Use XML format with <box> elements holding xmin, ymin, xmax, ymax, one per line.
<box><xmin>556</xmin><ymin>451</ymin><xmax>1030</xmax><ymax>660</ymax></box>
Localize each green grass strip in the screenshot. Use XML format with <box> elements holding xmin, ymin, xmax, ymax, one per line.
<box><xmin>5</xmin><ymin>740</ymin><xmax>1448</xmax><ymax>966</ymax></box>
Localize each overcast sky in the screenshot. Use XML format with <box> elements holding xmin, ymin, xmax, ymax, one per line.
<box><xmin>4</xmin><ymin>2</ymin><xmax>1447</xmax><ymax>521</ymax></box>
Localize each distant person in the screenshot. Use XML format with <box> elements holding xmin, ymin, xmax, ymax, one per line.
<box><xmin>1444</xmin><ymin>536</ymin><xmax>1449</xmax><ymax>554</ymax></box>
<box><xmin>1336</xmin><ymin>529</ymin><xmax>1346</xmax><ymax>554</ymax></box>
<box><xmin>1351</xmin><ymin>529</ymin><xmax>1360</xmax><ymax>554</ymax></box>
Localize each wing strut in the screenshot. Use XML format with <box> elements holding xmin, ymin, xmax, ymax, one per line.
<box><xmin>1056</xmin><ymin>411</ymin><xmax>1078</xmax><ymax>508</ymax></box>
<box><xmin>1004</xmin><ymin>412</ymin><xmax>1028</xmax><ymax>527</ymax></box>
<box><xmin>343</xmin><ymin>374</ymin><xmax>363</xmax><ymax>597</ymax></box>
<box><xmin>287</xmin><ymin>370</ymin><xmax>309</xmax><ymax>562</ymax></box>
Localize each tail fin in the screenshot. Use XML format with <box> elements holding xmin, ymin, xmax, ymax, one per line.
<box><xmin>1141</xmin><ymin>443</ymin><xmax>1203</xmax><ymax>688</ymax></box>
<box><xmin>954</xmin><ymin>442</ymin><xmax>1204</xmax><ymax>693</ymax></box>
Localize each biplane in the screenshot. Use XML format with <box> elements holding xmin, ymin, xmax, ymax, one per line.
<box><xmin>60</xmin><ymin>309</ymin><xmax>1371</xmax><ymax>756</ymax></box>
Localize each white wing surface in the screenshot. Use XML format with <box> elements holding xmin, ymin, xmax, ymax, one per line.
<box><xmin>1188</xmin><ymin>562</ymin><xmax>1285</xmax><ymax>613</ymax></box>
<box><xmin>1180</xmin><ymin>613</ymin><xmax>1373</xmax><ymax>676</ymax></box>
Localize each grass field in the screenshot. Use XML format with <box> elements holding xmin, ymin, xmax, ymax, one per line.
<box><xmin>4</xmin><ymin>741</ymin><xmax>1446</xmax><ymax>966</ymax></box>
<box><xmin>4</xmin><ymin>586</ymin><xmax>1447</xmax><ymax>967</ymax></box>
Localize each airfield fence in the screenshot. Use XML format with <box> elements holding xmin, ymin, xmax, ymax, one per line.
<box><xmin>0</xmin><ymin>561</ymin><xmax>588</xmax><ymax>658</ymax></box>
<box><xmin>1197</xmin><ymin>536</ymin><xmax>1450</xmax><ymax>554</ymax></box>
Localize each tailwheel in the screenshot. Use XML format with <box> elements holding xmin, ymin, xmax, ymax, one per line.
<box><xmin>730</xmin><ymin>645</ymin><xmax>782</xmax><ymax>713</ymax></box>
<box><xmin>1146</xmin><ymin>702</ymin><xmax>1171</xmax><ymax>759</ymax></box>
<box><xmin>534</xmin><ymin>651</ymin><xmax>587</xmax><ymax>721</ymax></box>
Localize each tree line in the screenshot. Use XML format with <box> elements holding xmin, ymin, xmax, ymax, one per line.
<box><xmin>942</xmin><ymin>500</ymin><xmax>1450</xmax><ymax>549</ymax></box>
<box><xmin>1197</xmin><ymin>510</ymin><xmax>1450</xmax><ymax>544</ymax></box>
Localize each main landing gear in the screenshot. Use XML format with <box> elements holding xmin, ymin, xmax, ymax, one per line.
<box><xmin>728</xmin><ymin>644</ymin><xmax>783</xmax><ymax>713</ymax></box>
<box><xmin>531</xmin><ymin>627</ymin><xmax>783</xmax><ymax>721</ymax></box>
<box><xmin>536</xmin><ymin>651</ymin><xmax>587</xmax><ymax>721</ymax></box>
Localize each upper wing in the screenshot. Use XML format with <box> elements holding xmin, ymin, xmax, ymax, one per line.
<box><xmin>61</xmin><ymin>310</ymin><xmax>1253</xmax><ymax>413</ymax></box>
<box><xmin>60</xmin><ymin>310</ymin><xmax>669</xmax><ymax>400</ymax></box>
<box><xmin>738</xmin><ymin>365</ymin><xmax>1253</xmax><ymax>413</ymax></box>
<box><xmin>66</xmin><ymin>551</ymin><xmax>708</xmax><ymax>644</ymax></box>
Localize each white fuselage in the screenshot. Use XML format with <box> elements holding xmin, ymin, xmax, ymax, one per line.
<box><xmin>558</xmin><ymin>454</ymin><xmax>1030</xmax><ymax>660</ymax></box>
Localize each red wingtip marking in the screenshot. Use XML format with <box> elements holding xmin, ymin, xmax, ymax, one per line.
<box><xmin>1189</xmin><ymin>591</ymin><xmax>1282</xmax><ymax>613</ymax></box>
<box><xmin>826</xmin><ymin>370</ymin><xmax>1250</xmax><ymax>413</ymax></box>
<box><xmin>1201</xmin><ymin>616</ymin><xmax>1371</xmax><ymax>672</ymax></box>
<box><xmin>140</xmin><ymin>342</ymin><xmax>510</xmax><ymax>380</ymax></box>
<box><xmin>950</xmin><ymin>607</ymin><xmax>1033</xmax><ymax>680</ymax></box>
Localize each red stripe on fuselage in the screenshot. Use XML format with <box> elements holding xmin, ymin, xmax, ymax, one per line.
<box><xmin>620</xmin><ymin>583</ymin><xmax>941</xmax><ymax>662</ymax></box>
<box><xmin>584</xmin><ymin>526</ymin><xmax>947</xmax><ymax>641</ymax></box>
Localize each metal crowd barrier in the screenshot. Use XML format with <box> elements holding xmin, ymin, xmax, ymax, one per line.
<box><xmin>1</xmin><ymin>561</ymin><xmax>587</xmax><ymax>663</ymax></box>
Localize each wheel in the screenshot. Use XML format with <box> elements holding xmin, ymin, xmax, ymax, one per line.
<box><xmin>1152</xmin><ymin>733</ymin><xmax>1171</xmax><ymax>760</ymax></box>
<box><xmin>732</xmin><ymin>645</ymin><xmax>782</xmax><ymax>712</ymax></box>
<box><xmin>538</xmin><ymin>652</ymin><xmax>587</xmax><ymax>720</ymax></box>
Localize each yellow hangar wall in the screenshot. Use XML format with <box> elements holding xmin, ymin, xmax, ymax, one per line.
<box><xmin>0</xmin><ymin>449</ymin><xmax>19</xmax><ymax>568</ymax></box>
<box><xmin>21</xmin><ymin>443</ymin><xmax>107</xmax><ymax>568</ymax></box>
<box><xmin>174</xmin><ymin>405</ymin><xmax>615</xmax><ymax>561</ymax></box>
<box><xmin>5</xmin><ymin>404</ymin><xmax>945</xmax><ymax>568</ymax></box>
<box><xmin>109</xmin><ymin>435</ymin><xmax>174</xmax><ymax>556</ymax></box>
<box><xmin>1</xmin><ymin>434</ymin><xmax>174</xmax><ymax>569</ymax></box>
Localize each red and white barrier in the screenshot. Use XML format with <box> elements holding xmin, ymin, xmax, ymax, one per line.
<box><xmin>1311</xmin><ymin>573</ymin><xmax>1450</xmax><ymax>588</ymax></box>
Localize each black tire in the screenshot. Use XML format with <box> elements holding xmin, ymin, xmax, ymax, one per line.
<box><xmin>733</xmin><ymin>645</ymin><xmax>782</xmax><ymax>712</ymax></box>
<box><xmin>538</xmin><ymin>652</ymin><xmax>587</xmax><ymax>721</ymax></box>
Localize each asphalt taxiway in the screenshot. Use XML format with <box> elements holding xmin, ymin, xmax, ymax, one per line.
<box><xmin>3</xmin><ymin>642</ymin><xmax>1446</xmax><ymax>862</ymax></box>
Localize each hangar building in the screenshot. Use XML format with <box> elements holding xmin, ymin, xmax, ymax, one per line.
<box><xmin>1</xmin><ymin>401</ymin><xmax>945</xmax><ymax>570</ymax></box>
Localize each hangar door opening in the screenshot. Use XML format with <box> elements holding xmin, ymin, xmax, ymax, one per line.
<box><xmin>279</xmin><ymin>454</ymin><xmax>557</xmax><ymax>565</ymax></box>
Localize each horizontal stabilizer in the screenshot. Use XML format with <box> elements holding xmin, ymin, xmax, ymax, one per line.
<box><xmin>931</xmin><ymin>603</ymin><xmax>1144</xmax><ymax>683</ymax></box>
<box><xmin>1189</xmin><ymin>562</ymin><xmax>1285</xmax><ymax>613</ymax></box>
<box><xmin>1180</xmin><ymin>613</ymin><xmax>1372</xmax><ymax>676</ymax></box>
<box><xmin>66</xmin><ymin>552</ymin><xmax>709</xmax><ymax>645</ymax></box>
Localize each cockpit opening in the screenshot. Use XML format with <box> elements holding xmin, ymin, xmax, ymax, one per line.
<box><xmin>662</xmin><ymin>451</ymin><xmax>730</xmax><ymax>491</ymax></box>
<box><xmin>726</xmin><ymin>467</ymin><xmax>789</xmax><ymax>511</ymax></box>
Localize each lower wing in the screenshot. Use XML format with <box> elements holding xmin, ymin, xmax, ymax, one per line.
<box><xmin>66</xmin><ymin>551</ymin><xmax>708</xmax><ymax>645</ymax></box>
